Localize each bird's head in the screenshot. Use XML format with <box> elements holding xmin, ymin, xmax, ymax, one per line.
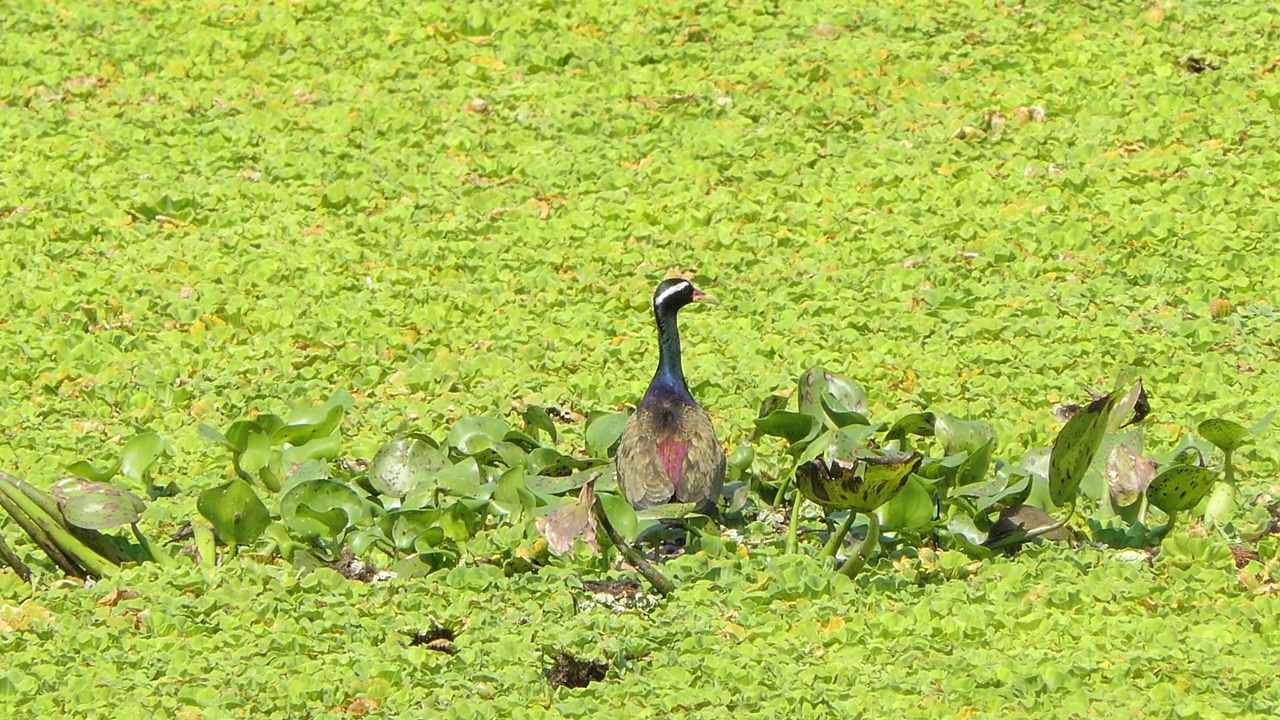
<box><xmin>653</xmin><ymin>278</ymin><xmax>718</xmax><ymax>313</ymax></box>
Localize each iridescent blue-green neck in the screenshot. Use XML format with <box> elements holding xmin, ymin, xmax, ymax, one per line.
<box><xmin>640</xmin><ymin>300</ymin><xmax>696</xmax><ymax>406</ymax></box>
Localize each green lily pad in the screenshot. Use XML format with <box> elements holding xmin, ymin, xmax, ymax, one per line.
<box><xmin>795</xmin><ymin>452</ymin><xmax>923</xmax><ymax>512</ymax></box>
<box><xmin>52</xmin><ymin>478</ymin><xmax>146</xmax><ymax>530</ymax></box>
<box><xmin>1147</xmin><ymin>465</ymin><xmax>1219</xmax><ymax>514</ymax></box>
<box><xmin>197</xmin><ymin>479</ymin><xmax>271</xmax><ymax>546</ymax></box>
<box><xmin>368</xmin><ymin>437</ymin><xmax>448</xmax><ymax>498</ymax></box>
<box><xmin>1196</xmin><ymin>418</ymin><xmax>1250</xmax><ymax>453</ymax></box>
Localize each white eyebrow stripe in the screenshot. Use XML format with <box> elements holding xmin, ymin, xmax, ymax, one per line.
<box><xmin>654</xmin><ymin>281</ymin><xmax>692</xmax><ymax>307</ymax></box>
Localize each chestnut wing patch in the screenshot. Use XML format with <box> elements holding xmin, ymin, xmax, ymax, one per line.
<box><xmin>654</xmin><ymin>437</ymin><xmax>689</xmax><ymax>492</ymax></box>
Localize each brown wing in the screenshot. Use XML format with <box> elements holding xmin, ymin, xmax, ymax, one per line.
<box><xmin>616</xmin><ymin>400</ymin><xmax>725</xmax><ymax>512</ymax></box>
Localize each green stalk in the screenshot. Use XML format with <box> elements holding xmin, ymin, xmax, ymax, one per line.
<box><xmin>0</xmin><ymin>528</ymin><xmax>32</xmax><ymax>582</ymax></box>
<box><xmin>14</xmin><ymin>478</ymin><xmax>130</xmax><ymax>565</ymax></box>
<box><xmin>0</xmin><ymin>479</ymin><xmax>115</xmax><ymax>578</ymax></box>
<box><xmin>0</xmin><ymin>483</ymin><xmax>84</xmax><ymax>577</ymax></box>
<box><xmin>817</xmin><ymin>511</ymin><xmax>857</xmax><ymax>562</ymax></box>
<box><xmin>837</xmin><ymin>511</ymin><xmax>879</xmax><ymax>579</ymax></box>
<box><xmin>772</xmin><ymin>475</ymin><xmax>792</xmax><ymax>508</ymax></box>
<box><xmin>193</xmin><ymin>522</ymin><xmax>218</xmax><ymax>568</ymax></box>
<box><xmin>786</xmin><ymin>495</ymin><xmax>804</xmax><ymax>555</ymax></box>
<box><xmin>132</xmin><ymin>523</ymin><xmax>178</xmax><ymax>568</ymax></box>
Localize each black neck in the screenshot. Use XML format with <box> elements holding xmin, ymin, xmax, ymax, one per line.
<box><xmin>642</xmin><ymin>301</ymin><xmax>695</xmax><ymax>405</ymax></box>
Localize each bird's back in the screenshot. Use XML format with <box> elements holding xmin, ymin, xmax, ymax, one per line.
<box><xmin>617</xmin><ymin>397</ymin><xmax>725</xmax><ymax>512</ymax></box>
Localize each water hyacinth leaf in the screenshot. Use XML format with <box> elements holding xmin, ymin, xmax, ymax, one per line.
<box><xmin>290</xmin><ymin>504</ymin><xmax>349</xmax><ymax>539</ymax></box>
<box><xmin>820</xmin><ymin>394</ymin><xmax>871</xmax><ymax>428</ymax></box>
<box><xmin>281</xmin><ymin>434</ymin><xmax>343</xmax><ymax>469</ymax></box>
<box><xmin>596</xmin><ymin>491</ymin><xmax>639</xmax><ymax>543</ymax></box>
<box><xmin>934</xmin><ymin>414</ymin><xmax>997</xmax><ymax>456</ymax></box>
<box><xmin>435</xmin><ymin>458</ymin><xmax>484</xmax><ymax>496</ymax></box>
<box><xmin>526</xmin><ymin>448</ymin><xmax>594</xmax><ymax>477</ymax></box>
<box><xmin>1146</xmin><ymin>465</ymin><xmax>1219</xmax><ymax>514</ymax></box>
<box><xmin>221</xmin><ymin>419</ymin><xmax>261</xmax><ymax>453</ymax></box>
<box><xmin>490</xmin><ymin>440</ymin><xmax>530</xmax><ymax>469</ymax></box>
<box><xmin>797</xmin><ymin>367</ymin><xmax>868</xmax><ymax>418</ymax></box>
<box><xmin>345</xmin><ymin>527</ymin><xmax>388</xmax><ymax>556</ymax></box>
<box><xmin>635</xmin><ymin>502</ymin><xmax>698</xmax><ymax>520</ymax></box>
<box><xmin>382</xmin><ymin>509</ymin><xmax>443</xmax><ymax>551</ymax></box>
<box><xmin>885</xmin><ymin>412</ymin><xmax>937</xmax><ymax>442</ymax></box>
<box><xmin>118</xmin><ymin>432</ymin><xmax>168</xmax><ymax>484</ymax></box>
<box><xmin>794</xmin><ymin>429</ymin><xmax>835</xmax><ymax>466</ymax></box>
<box><xmin>272</xmin><ymin>403</ymin><xmax>344</xmax><ymax>447</ymax></box>
<box><xmin>1105</xmin><ymin>381</ymin><xmax>1149</xmax><ymax>432</ymax></box>
<box><xmin>502</xmin><ymin>429</ymin><xmax>542</xmax><ymax>451</ymax></box>
<box><xmin>448</xmin><ymin>416</ymin><xmax>510</xmax><ymax>455</ymax></box>
<box><xmin>437</xmin><ymin>502</ymin><xmax>481</xmax><ymax>542</ymax></box>
<box><xmin>1196</xmin><ymin>418</ymin><xmax>1250</xmax><ymax>453</ymax></box>
<box><xmin>953</xmin><ymin>474</ymin><xmax>1031</xmax><ymax>513</ymax></box>
<box><xmin>1105</xmin><ymin>444</ymin><xmax>1157</xmax><ymax>507</ymax></box>
<box><xmin>830</xmin><ymin>424</ymin><xmax>882</xmax><ymax>460</ymax></box>
<box><xmin>795</xmin><ymin>452</ymin><xmax>923</xmax><ymax>512</ymax></box>
<box><xmin>197</xmin><ymin>479</ymin><xmax>271</xmax><ymax>546</ymax></box>
<box><xmin>240</xmin><ymin>430</ymin><xmax>272</xmax><ymax>473</ymax></box>
<box><xmin>726</xmin><ymin>443</ymin><xmax>755</xmax><ymax>483</ymax></box>
<box><xmin>985</xmin><ymin>505</ymin><xmax>1072</xmax><ymax>548</ymax></box>
<box><xmin>280</xmin><ymin>479</ymin><xmax>366</xmax><ymax>529</ymax></box>
<box><xmin>197</xmin><ymin>423</ymin><xmax>230</xmax><ymax>448</ymax></box>
<box><xmin>584</xmin><ymin>411</ymin><xmax>629</xmax><ymax>459</ymax></box>
<box><xmin>1048</xmin><ymin>390</ymin><xmax>1120</xmax><ymax>505</ymax></box>
<box><xmin>64</xmin><ymin>460</ymin><xmax>119</xmax><ymax>484</ymax></box>
<box><xmin>877</xmin><ymin>475</ymin><xmax>933</xmax><ymax>531</ymax></box>
<box><xmin>368</xmin><ymin>438</ymin><xmax>448</xmax><ymax>497</ymax></box>
<box><xmin>521</xmin><ymin>405</ymin><xmax>559</xmax><ymax>444</ymax></box>
<box><xmin>751</xmin><ymin>395</ymin><xmax>790</xmax><ymax>439</ymax></box>
<box><xmin>535</xmin><ymin>479</ymin><xmax>599</xmax><ymax>556</ymax></box>
<box><xmin>52</xmin><ymin>479</ymin><xmax>146</xmax><ymax>530</ymax></box>
<box><xmin>492</xmin><ymin>466</ymin><xmax>537</xmax><ymax>518</ymax></box>
<box><xmin>753</xmin><ymin>410</ymin><xmax>819</xmax><ymax>444</ymax></box>
<box><xmin>955</xmin><ymin>438</ymin><xmax>995</xmax><ymax>486</ymax></box>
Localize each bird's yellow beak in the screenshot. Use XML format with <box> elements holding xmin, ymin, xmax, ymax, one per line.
<box><xmin>691</xmin><ymin>289</ymin><xmax>719</xmax><ymax>305</ymax></box>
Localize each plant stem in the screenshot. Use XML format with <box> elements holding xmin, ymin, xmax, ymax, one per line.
<box><xmin>786</xmin><ymin>495</ymin><xmax>804</xmax><ymax>555</ymax></box>
<box><xmin>0</xmin><ymin>480</ymin><xmax>84</xmax><ymax>577</ymax></box>
<box><xmin>0</xmin><ymin>529</ymin><xmax>32</xmax><ymax>583</ymax></box>
<box><xmin>12</xmin><ymin>478</ymin><xmax>131</xmax><ymax>565</ymax></box>
<box><xmin>837</xmin><ymin>512</ymin><xmax>879</xmax><ymax>579</ymax></box>
<box><xmin>132</xmin><ymin>523</ymin><xmax>178</xmax><ymax>568</ymax></box>
<box><xmin>817</xmin><ymin>512</ymin><xmax>856</xmax><ymax>562</ymax></box>
<box><xmin>773</xmin><ymin>475</ymin><xmax>791</xmax><ymax>508</ymax></box>
<box><xmin>0</xmin><ymin>478</ymin><xmax>117</xmax><ymax>578</ymax></box>
<box><xmin>592</xmin><ymin>496</ymin><xmax>675</xmax><ymax>597</ymax></box>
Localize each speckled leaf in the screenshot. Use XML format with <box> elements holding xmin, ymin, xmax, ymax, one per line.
<box><xmin>1146</xmin><ymin>465</ymin><xmax>1219</xmax><ymax>514</ymax></box>
<box><xmin>368</xmin><ymin>438</ymin><xmax>448</xmax><ymax>498</ymax></box>
<box><xmin>1048</xmin><ymin>391</ymin><xmax>1120</xmax><ymax>505</ymax></box>
<box><xmin>1196</xmin><ymin>418</ymin><xmax>1250</xmax><ymax>453</ymax></box>
<box><xmin>795</xmin><ymin>452</ymin><xmax>923</xmax><ymax>512</ymax></box>
<box><xmin>53</xmin><ymin>478</ymin><xmax>146</xmax><ymax>530</ymax></box>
